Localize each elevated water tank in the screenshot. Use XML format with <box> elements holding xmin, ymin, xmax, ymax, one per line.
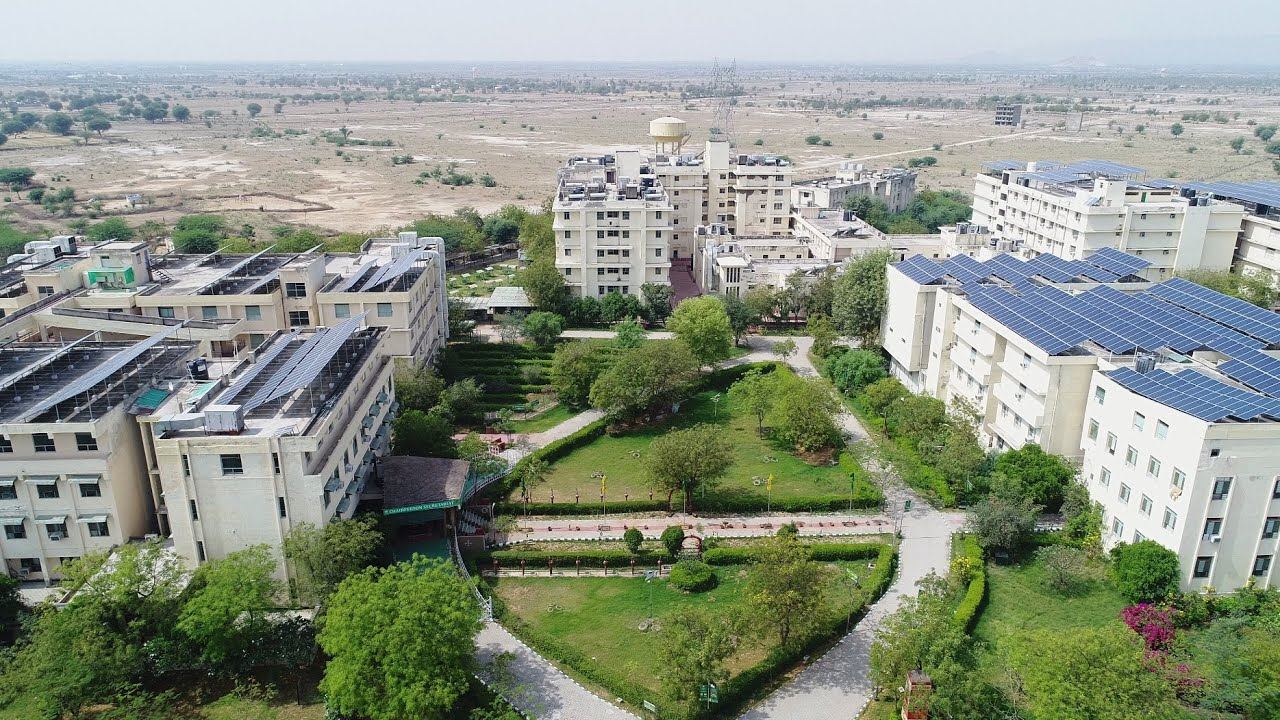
<box><xmin>649</xmin><ymin>116</ymin><xmax>688</xmax><ymax>154</ymax></box>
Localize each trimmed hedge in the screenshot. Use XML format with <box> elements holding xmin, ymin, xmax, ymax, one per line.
<box><xmin>477</xmin><ymin>548</ymin><xmax>673</xmax><ymax>570</ymax></box>
<box><xmin>951</xmin><ymin>535</ymin><xmax>987</xmax><ymax>633</ymax></box>
<box><xmin>704</xmin><ymin>542</ymin><xmax>885</xmax><ymax>566</ymax></box>
<box><xmin>668</xmin><ymin>559</ymin><xmax>717</xmax><ymax>592</ymax></box>
<box><xmin>695</xmin><ymin>489</ymin><xmax>882</xmax><ymax>514</ymax></box>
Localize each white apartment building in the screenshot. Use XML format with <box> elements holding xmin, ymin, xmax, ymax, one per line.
<box><xmin>971</xmin><ymin>160</ymin><xmax>1246</xmax><ymax>279</ymax></box>
<box><xmin>884</xmin><ymin>248</ymin><xmax>1280</xmax><ymax>590</ymax></box>
<box><xmin>791</xmin><ymin>163</ymin><xmax>917</xmax><ymax>213</ymax></box>
<box><xmin>141</xmin><ymin>321</ymin><xmax>394</xmax><ymax>573</ymax></box>
<box><xmin>1162</xmin><ymin>179</ymin><xmax>1280</xmax><ymax>284</ymax></box>
<box><xmin>552</xmin><ymin>151</ymin><xmax>673</xmax><ymax>298</ymax></box>
<box><xmin>0</xmin><ymin>335</ymin><xmax>198</xmax><ymax>583</ymax></box>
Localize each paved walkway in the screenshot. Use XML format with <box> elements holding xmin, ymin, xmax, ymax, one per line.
<box><xmin>496</xmin><ymin>512</ymin><xmax>891</xmax><ymax>544</ymax></box>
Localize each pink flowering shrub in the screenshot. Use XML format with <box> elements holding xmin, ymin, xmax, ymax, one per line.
<box><xmin>1121</xmin><ymin>603</ymin><xmax>1176</xmax><ymax>652</ymax></box>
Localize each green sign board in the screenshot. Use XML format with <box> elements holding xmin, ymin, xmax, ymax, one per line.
<box><xmin>698</xmin><ymin>683</ymin><xmax>719</xmax><ymax>703</ymax></box>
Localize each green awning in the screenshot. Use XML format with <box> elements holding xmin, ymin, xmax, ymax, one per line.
<box><xmin>385</xmin><ymin>499</ymin><xmax>459</xmax><ymax>515</ymax></box>
<box><xmin>134</xmin><ymin>388</ymin><xmax>171</xmax><ymax>411</ymax></box>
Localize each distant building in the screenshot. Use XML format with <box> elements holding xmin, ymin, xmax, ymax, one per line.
<box><xmin>791</xmin><ymin>164</ymin><xmax>917</xmax><ymax>213</ymax></box>
<box><xmin>994</xmin><ymin>103</ymin><xmax>1022</xmax><ymax>127</ymax></box>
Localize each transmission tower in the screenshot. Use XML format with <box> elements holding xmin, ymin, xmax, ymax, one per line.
<box><xmin>708</xmin><ymin>57</ymin><xmax>737</xmax><ymax>146</ymax></box>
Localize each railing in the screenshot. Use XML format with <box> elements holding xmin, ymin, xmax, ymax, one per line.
<box><xmin>451</xmin><ymin>527</ymin><xmax>492</xmax><ymax>621</ymax></box>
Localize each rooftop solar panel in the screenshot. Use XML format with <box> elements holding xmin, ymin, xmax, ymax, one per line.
<box><xmin>1025</xmin><ymin>254</ymin><xmax>1079</xmax><ymax>283</ymax></box>
<box><xmin>1083</xmin><ymin>247</ymin><xmax>1150</xmax><ymax>276</ymax></box>
<box><xmin>1107</xmin><ymin>367</ymin><xmax>1280</xmax><ymax>422</ymax></box>
<box><xmin>940</xmin><ymin>254</ymin><xmax>986</xmax><ymax>283</ymax></box>
<box><xmin>982</xmin><ymin>160</ymin><xmax>1025</xmax><ymax>173</ymax></box>
<box><xmin>1148</xmin><ymin>278</ymin><xmax>1280</xmax><ymax>345</ymax></box>
<box><xmin>1064</xmin><ymin>259</ymin><xmax>1119</xmax><ymax>283</ymax></box>
<box><xmin>981</xmin><ymin>254</ymin><xmax>1034</xmax><ymax>283</ymax></box>
<box><xmin>894</xmin><ymin>255</ymin><xmax>946</xmax><ymax>285</ymax></box>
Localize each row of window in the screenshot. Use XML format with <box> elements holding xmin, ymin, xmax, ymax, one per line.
<box><xmin>0</xmin><ymin>432</ymin><xmax>98</xmax><ymax>454</ymax></box>
<box><xmin>0</xmin><ymin>476</ymin><xmax>103</xmax><ymax>500</ymax></box>
<box><xmin>334</xmin><ymin>303</ymin><xmax>394</xmax><ymax>319</ymax></box>
<box><xmin>4</xmin><ymin>517</ymin><xmax>110</xmax><ymax>540</ymax></box>
<box><xmin>161</xmin><ymin>301</ymin><xmax>396</xmax><ymax>324</ymax></box>
<box><xmin>1192</xmin><ymin>554</ymin><xmax>1272</xmax><ymax>579</ymax></box>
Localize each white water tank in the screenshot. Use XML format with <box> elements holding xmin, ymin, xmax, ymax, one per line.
<box><xmin>650</xmin><ymin>116</ymin><xmax>688</xmax><ymax>154</ymax></box>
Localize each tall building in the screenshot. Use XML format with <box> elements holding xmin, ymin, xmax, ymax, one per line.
<box><xmin>0</xmin><ymin>335</ymin><xmax>198</xmax><ymax>583</ymax></box>
<box><xmin>970</xmin><ymin>160</ymin><xmax>1246</xmax><ymax>278</ymax></box>
<box><xmin>883</xmin><ymin>248</ymin><xmax>1280</xmax><ymax>590</ymax></box>
<box><xmin>994</xmin><ymin>104</ymin><xmax>1023</xmax><ymax>127</ymax></box>
<box><xmin>791</xmin><ymin>163</ymin><xmax>917</xmax><ymax>213</ymax></box>
<box><xmin>141</xmin><ymin>320</ymin><xmax>394</xmax><ymax>573</ymax></box>
<box><xmin>1153</xmin><ymin>179</ymin><xmax>1280</xmax><ymax>284</ymax></box>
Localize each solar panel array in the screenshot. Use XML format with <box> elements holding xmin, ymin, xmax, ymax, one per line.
<box><xmin>940</xmin><ymin>254</ymin><xmax>986</xmax><ymax>283</ymax></box>
<box><xmin>1084</xmin><ymin>247</ymin><xmax>1150</xmax><ymax>276</ymax></box>
<box><xmin>1107</xmin><ymin>367</ymin><xmax>1280</xmax><ymax>423</ymax></box>
<box><xmin>1149</xmin><ymin>278</ymin><xmax>1280</xmax><ymax>344</ymax></box>
<box><xmin>242</xmin><ymin>314</ymin><xmax>367</xmax><ymax>411</ymax></box>
<box><xmin>1171</xmin><ymin>180</ymin><xmax>1280</xmax><ymax>209</ymax></box>
<box><xmin>893</xmin><ymin>247</ymin><xmax>1154</xmax><ymax>290</ymax></box>
<box><xmin>20</xmin><ymin>328</ymin><xmax>178</xmax><ymax>422</ymax></box>
<box><xmin>894</xmin><ymin>254</ymin><xmax>946</xmax><ymax>284</ymax></box>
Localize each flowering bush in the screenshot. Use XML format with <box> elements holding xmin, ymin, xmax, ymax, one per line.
<box><xmin>1121</xmin><ymin>603</ymin><xmax>1176</xmax><ymax>652</ymax></box>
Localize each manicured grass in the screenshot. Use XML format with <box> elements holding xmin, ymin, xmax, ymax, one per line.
<box><xmin>510</xmin><ymin>403</ymin><xmax>577</xmax><ymax>433</ymax></box>
<box><xmin>971</xmin><ymin>555</ymin><xmax>1128</xmax><ymax>648</ymax></box>
<box><xmin>516</xmin><ymin>368</ymin><xmax>867</xmax><ymax>506</ymax></box>
<box><xmin>858</xmin><ymin>700</ymin><xmax>899</xmax><ymax>720</ymax></box>
<box><xmin>442</xmin><ymin>342</ymin><xmax>553</xmax><ymax>416</ymax></box>
<box><xmin>201</xmin><ymin>696</ymin><xmax>325</xmax><ymax>720</ymax></box>
<box><xmin>489</xmin><ymin>558</ymin><xmax>878</xmax><ymax>700</ymax></box>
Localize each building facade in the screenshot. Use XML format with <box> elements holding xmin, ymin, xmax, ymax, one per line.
<box><xmin>791</xmin><ymin>164</ymin><xmax>917</xmax><ymax>213</ymax></box>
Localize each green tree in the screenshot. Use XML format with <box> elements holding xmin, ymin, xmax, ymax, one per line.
<box><xmin>746</xmin><ymin>535</ymin><xmax>830</xmax><ymax>647</ymax></box>
<box><xmin>517</xmin><ymin>259</ymin><xmax>567</xmax><ymax>312</ymax></box>
<box><xmin>142</xmin><ymin>105</ymin><xmax>167</xmax><ymax>122</ymax></box>
<box><xmin>1061</xmin><ymin>482</ymin><xmax>1103</xmax><ymax>548</ymax></box>
<box><xmin>659</xmin><ymin>608</ymin><xmax>742</xmax><ymax>704</ymax></box>
<box><xmin>870</xmin><ymin>574</ymin><xmax>967</xmax><ymax>699</ymax></box>
<box><xmin>993</xmin><ymin>444</ymin><xmax>1075</xmax><ymax>512</ymax></box>
<box><xmin>440</xmin><ymin>378</ymin><xmax>483</xmax><ymax>423</ymax></box>
<box><xmin>394</xmin><ymin>365</ymin><xmax>446</xmax><ymax>412</ymax></box>
<box><xmin>938</xmin><ymin>421</ymin><xmax>988</xmax><ymax>500</ymax></box>
<box><xmin>807</xmin><ymin>313</ymin><xmax>839</xmax><ymax>357</ymax></box>
<box><xmin>1170</xmin><ymin>122</ymin><xmax>1184</xmax><ymax>136</ymax></box>
<box><xmin>729</xmin><ymin>367</ymin><xmax>779</xmax><ymax>434</ymax></box>
<box><xmin>1256</xmin><ymin>124</ymin><xmax>1279</xmax><ymax>142</ymax></box>
<box><xmin>668</xmin><ymin>296</ymin><xmax>734</xmax><ymax>366</ymax></box>
<box><xmin>641</xmin><ymin>282</ymin><xmax>674</xmax><ymax>323</ymax></box>
<box><xmin>246</xmin><ymin>102</ymin><xmax>262</xmax><ymax>117</ymax></box>
<box><xmin>85</xmin><ymin>217</ymin><xmax>135</xmax><ymax>243</ymax></box>
<box><xmin>1267</xmin><ymin>140</ymin><xmax>1280</xmax><ymax>156</ymax></box>
<box><xmin>589</xmin><ymin>342</ymin><xmax>699</xmax><ymax>420</ymax></box>
<box><xmin>14</xmin><ymin>599</ymin><xmax>138</xmax><ymax>718</ymax></box>
<box><xmin>176</xmin><ymin>545</ymin><xmax>279</xmax><ymax>669</ymax></box>
<box><xmin>772</xmin><ymin>375</ymin><xmax>841</xmax><ymax>452</ymax></box>
<box><xmin>283</xmin><ymin>517</ymin><xmax>384</xmax><ymax>605</ymax></box>
<box><xmin>86</xmin><ymin>117</ymin><xmax>111</xmax><ymax>136</ymax></box>
<box><xmin>887</xmin><ymin>393</ymin><xmax>947</xmax><ymax>446</ymax></box>
<box><xmin>1110</xmin><ymin>540</ymin><xmax>1180</xmax><ymax>603</ymax></box>
<box><xmin>43</xmin><ymin>112</ymin><xmax>74</xmax><ymax>135</ymax></box>
<box><xmin>623</xmin><ymin>527</ymin><xmax>643</xmax><ymax>553</ymax></box>
<box><xmin>549</xmin><ymin>341</ymin><xmax>610</xmax><ymax>408</ymax></box>
<box><xmin>171</xmin><ymin>104</ymin><xmax>191</xmax><ymax>122</ymax></box>
<box><xmin>661</xmin><ymin>525</ymin><xmax>686</xmax><ymax>556</ymax></box>
<box><xmin>521</xmin><ymin>310</ymin><xmax>564</xmax><ymax>347</ymax></box>
<box><xmin>0</xmin><ymin>167</ymin><xmax>36</xmax><ymax>187</ymax></box>
<box><xmin>518</xmin><ymin>213</ymin><xmax>554</xmax><ymax>261</ymax></box>
<box><xmin>614</xmin><ymin>319</ymin><xmax>646</xmax><ymax>348</ymax></box>
<box><xmin>863</xmin><ymin>377</ymin><xmax>908</xmax><ymax>424</ymax></box>
<box><xmin>481</xmin><ymin>215</ymin><xmax>519</xmax><ymax>245</ymax></box>
<box><xmin>1179</xmin><ymin>268</ymin><xmax>1277</xmax><ymax>308</ymax></box>
<box><xmin>832</xmin><ymin>250</ymin><xmax>891</xmax><ymax>346</ymax></box>
<box><xmin>968</xmin><ymin>486</ymin><xmax>1039</xmax><ymax>555</ymax></box>
<box><xmin>1192</xmin><ymin>617</ymin><xmax>1280</xmax><ymax>717</ymax></box>
<box><xmin>772</xmin><ymin>338</ymin><xmax>797</xmax><ymax>360</ymax></box>
<box><xmin>319</xmin><ymin>556</ymin><xmax>482</xmax><ymax>720</ymax></box>
<box><xmin>1009</xmin><ymin>625</ymin><xmax>1182</xmax><ymax>720</ymax></box>
<box><xmin>720</xmin><ymin>292</ymin><xmax>757</xmax><ymax>344</ymax></box>
<box><xmin>1230</xmin><ymin>136</ymin><xmax>1246</xmax><ymax>153</ymax></box>
<box><xmin>743</xmin><ymin>286</ymin><xmax>778</xmax><ymax>322</ymax></box>
<box><xmin>804</xmin><ymin>134</ymin><xmax>821</xmax><ymax>145</ymax></box>
<box><xmin>1037</xmin><ymin>545</ymin><xmax>1089</xmax><ymax>594</ymax></box>
<box><xmin>646</xmin><ymin>423</ymin><xmax>734</xmax><ymax>511</ymax></box>
<box><xmin>172</xmin><ymin>214</ymin><xmax>228</xmax><ymax>254</ymax></box>
<box><xmin>392</xmin><ymin>408</ymin><xmax>458</xmax><ymax>457</ymax></box>
<box><xmin>826</xmin><ymin>349</ymin><xmax>886</xmax><ymax>395</ymax></box>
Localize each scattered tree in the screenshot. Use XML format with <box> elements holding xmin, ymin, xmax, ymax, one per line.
<box><xmin>171</xmin><ymin>104</ymin><xmax>191</xmax><ymax>122</ymax></box>
<box><xmin>589</xmin><ymin>342</ymin><xmax>699</xmax><ymax>420</ymax></box>
<box><xmin>1037</xmin><ymin>545</ymin><xmax>1089</xmax><ymax>594</ymax></box>
<box><xmin>623</xmin><ymin>527</ymin><xmax>643</xmax><ymax>554</ymax></box>
<box><xmin>773</xmin><ymin>375</ymin><xmax>842</xmax><ymax>452</ymax></box>
<box><xmin>1110</xmin><ymin>540</ymin><xmax>1180</xmax><ymax>603</ymax></box>
<box><xmin>614</xmin><ymin>319</ymin><xmax>646</xmax><ymax>348</ymax></box>
<box><xmin>807</xmin><ymin>314</ymin><xmax>839</xmax><ymax>357</ymax></box>
<box><xmin>43</xmin><ymin>112</ymin><xmax>74</xmax><ymax>135</ymax></box>
<box><xmin>646</xmin><ymin>424</ymin><xmax>734</xmax><ymax>511</ymax></box>
<box><xmin>832</xmin><ymin>250</ymin><xmax>892</xmax><ymax>345</ymax></box>
<box><xmin>746</xmin><ymin>535</ymin><xmax>830</xmax><ymax>647</ymax></box>
<box><xmin>772</xmin><ymin>338</ymin><xmax>797</xmax><ymax>360</ymax></box>
<box><xmin>668</xmin><ymin>296</ymin><xmax>734</xmax><ymax>366</ymax></box>
<box><xmin>283</xmin><ymin>517</ymin><xmax>384</xmax><ymax>605</ymax></box>
<box><xmin>549</xmin><ymin>341</ymin><xmax>610</xmax><ymax>408</ymax></box>
<box><xmin>1170</xmin><ymin>122</ymin><xmax>1184</xmax><ymax>136</ymax></box>
<box><xmin>85</xmin><ymin>217</ymin><xmax>135</xmax><ymax>244</ymax></box>
<box><xmin>176</xmin><ymin>545</ymin><xmax>279</xmax><ymax>670</ymax></box>
<box><xmin>661</xmin><ymin>525</ymin><xmax>686</xmax><ymax>556</ymax></box>
<box><xmin>246</xmin><ymin>103</ymin><xmax>263</xmax><ymax>118</ymax></box>
<box><xmin>640</xmin><ymin>282</ymin><xmax>674</xmax><ymax>323</ymax></box>
<box><xmin>659</xmin><ymin>609</ymin><xmax>741</xmax><ymax>704</ymax></box>
<box><xmin>968</xmin><ymin>485</ymin><xmax>1039</xmax><ymax>555</ymax></box>
<box><xmin>993</xmin><ymin>444</ymin><xmax>1075</xmax><ymax>512</ymax></box>
<box><xmin>392</xmin><ymin>408</ymin><xmax>458</xmax><ymax>457</ymax></box>
<box><xmin>826</xmin><ymin>349</ymin><xmax>886</xmax><ymax>395</ymax></box>
<box><xmin>729</xmin><ymin>367</ymin><xmax>779</xmax><ymax>434</ymax></box>
<box><xmin>516</xmin><ymin>260</ymin><xmax>567</xmax><ymax>312</ymax></box>
<box><xmin>1230</xmin><ymin>136</ymin><xmax>1246</xmax><ymax>153</ymax></box>
<box><xmin>521</xmin><ymin>311</ymin><xmax>564</xmax><ymax>348</ymax></box>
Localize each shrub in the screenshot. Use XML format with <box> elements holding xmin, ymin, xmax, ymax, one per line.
<box><xmin>668</xmin><ymin>560</ymin><xmax>717</xmax><ymax>592</ymax></box>
<box><xmin>1038</xmin><ymin>545</ymin><xmax>1088</xmax><ymax>594</ymax></box>
<box><xmin>1111</xmin><ymin>540</ymin><xmax>1180</xmax><ymax>603</ymax></box>
<box><xmin>776</xmin><ymin>523</ymin><xmax>798</xmax><ymax>539</ymax></box>
<box><xmin>951</xmin><ymin>535</ymin><xmax>987</xmax><ymax>632</ymax></box>
<box><xmin>1121</xmin><ymin>603</ymin><xmax>1176</xmax><ymax>652</ymax></box>
<box><xmin>479</xmin><ymin>548</ymin><xmax>670</xmax><ymax>570</ymax></box>
<box><xmin>704</xmin><ymin>542</ymin><xmax>883</xmax><ymax>566</ymax></box>
<box><xmin>623</xmin><ymin>527</ymin><xmax>643</xmax><ymax>554</ymax></box>
<box><xmin>660</xmin><ymin>525</ymin><xmax>686</xmax><ymax>557</ymax></box>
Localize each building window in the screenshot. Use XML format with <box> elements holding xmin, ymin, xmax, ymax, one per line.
<box><xmin>37</xmin><ymin>483</ymin><xmax>59</xmax><ymax>499</ymax></box>
<box><xmin>0</xmin><ymin>484</ymin><xmax>14</xmax><ymax>500</ymax></box>
<box><xmin>1254</xmin><ymin>556</ymin><xmax>1273</xmax><ymax>577</ymax></box>
<box><xmin>79</xmin><ymin>481</ymin><xmax>101</xmax><ymax>498</ymax></box>
<box><xmin>1263</xmin><ymin>517</ymin><xmax>1279</xmax><ymax>539</ymax></box>
<box><xmin>1139</xmin><ymin>495</ymin><xmax>1153</xmax><ymax>515</ymax></box>
<box><xmin>1209</xmin><ymin>448</ymin><xmax>1220</xmax><ymax>458</ymax></box>
<box><xmin>196</xmin><ymin>541</ymin><xmax>206</xmax><ymax>562</ymax></box>
<box><xmin>272</xmin><ymin>453</ymin><xmax>281</xmax><ymax>474</ymax></box>
<box><xmin>4</xmin><ymin>523</ymin><xmax>25</xmax><ymax>540</ymax></box>
<box><xmin>1162</xmin><ymin>508</ymin><xmax>1177</xmax><ymax>530</ymax></box>
<box><xmin>285</xmin><ymin>282</ymin><xmax>307</xmax><ymax>298</ymax></box>
<box><xmin>181</xmin><ymin>454</ymin><xmax>191</xmax><ymax>477</ymax></box>
<box><xmin>0</xmin><ymin>436</ymin><xmax>10</xmax><ymax>454</ymax></box>
<box><xmin>45</xmin><ymin>521</ymin><xmax>67</xmax><ymax>539</ymax></box>
<box><xmin>158</xmin><ymin>306</ymin><xmax>175</xmax><ymax>319</ymax></box>
<box><xmin>1132</xmin><ymin>412</ymin><xmax>1145</xmax><ymax>431</ymax></box>
<box><xmin>563</xmin><ymin>248</ymin><xmax>571</xmax><ymax>256</ymax></box>
<box><xmin>1112</xmin><ymin>518</ymin><xmax>1125</xmax><ymax>536</ymax></box>
<box><xmin>33</xmin><ymin>433</ymin><xmax>55</xmax><ymax>452</ymax></box>
<box><xmin>1154</xmin><ymin>420</ymin><xmax>1168</xmax><ymax>439</ymax></box>
<box><xmin>288</xmin><ymin>311</ymin><xmax>310</xmax><ymax>327</ymax></box>
<box><xmin>18</xmin><ymin>558</ymin><xmax>41</xmax><ymax>574</ymax></box>
<box><xmin>377</xmin><ymin>303</ymin><xmax>393</xmax><ymax>318</ymax></box>
<box><xmin>245</xmin><ymin>305</ymin><xmax>263</xmax><ymax>321</ymax></box>
<box><xmin>278</xmin><ymin>496</ymin><xmax>287</xmax><ymax>518</ymax></box>
<box><xmin>655</xmin><ymin>248</ymin><xmax>662</xmax><ymax>257</ymax></box>
<box><xmin>1106</xmin><ymin>433</ymin><xmax>1118</xmax><ymax>454</ymax></box>
<box><xmin>1099</xmin><ymin>467</ymin><xmax>1111</xmax><ymax>486</ymax></box>
<box><xmin>75</xmin><ymin>433</ymin><xmax>97</xmax><ymax>451</ymax></box>
<box><xmin>1124</xmin><ymin>446</ymin><xmax>1138</xmax><ymax>467</ymax></box>
<box><xmin>1274</xmin><ymin>478</ymin><xmax>1280</xmax><ymax>499</ymax></box>
<box><xmin>1087</xmin><ymin>419</ymin><xmax>1099</xmax><ymax>441</ymax></box>
<box><xmin>220</xmin><ymin>454</ymin><xmax>244</xmax><ymax>475</ymax></box>
<box><xmin>1094</xmin><ymin>387</ymin><xmax>1106</xmax><ymax>404</ymax></box>
<box><xmin>1193</xmin><ymin>556</ymin><xmax>1213</xmax><ymax>578</ymax></box>
<box><xmin>1204</xmin><ymin>517</ymin><xmax>1223</xmax><ymax>539</ymax></box>
<box><xmin>333</xmin><ymin>304</ymin><xmax>350</xmax><ymax>319</ymax></box>
<box><xmin>1171</xmin><ymin>468</ymin><xmax>1186</xmax><ymax>490</ymax></box>
<box><xmin>1119</xmin><ymin>483</ymin><xmax>1131</xmax><ymax>503</ymax></box>
<box><xmin>190</xmin><ymin>499</ymin><xmax>199</xmax><ymax>520</ymax></box>
<box><xmin>1147</xmin><ymin>457</ymin><xmax>1161</xmax><ymax>478</ymax></box>
<box><xmin>88</xmin><ymin>521</ymin><xmax>109</xmax><ymax>538</ymax></box>
<box><xmin>1212</xmin><ymin>477</ymin><xmax>1232</xmax><ymax>500</ymax></box>
<box><xmin>1133</xmin><ymin>530</ymin><xmax>1146</xmax><ymax>543</ymax></box>
<box><xmin>202</xmin><ymin>306</ymin><xmax>218</xmax><ymax>320</ymax></box>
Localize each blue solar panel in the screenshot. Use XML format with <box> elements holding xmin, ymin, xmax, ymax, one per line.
<box><xmin>1025</xmin><ymin>254</ymin><xmax>1079</xmax><ymax>282</ymax></box>
<box><xmin>1026</xmin><ymin>286</ymin><xmax>1137</xmax><ymax>353</ymax></box>
<box><xmin>1107</xmin><ymin>367</ymin><xmax>1280</xmax><ymax>422</ymax></box>
<box><xmin>964</xmin><ymin>285</ymin><xmax>1086</xmax><ymax>354</ymax></box>
<box><xmin>982</xmin><ymin>254</ymin><xmax>1034</xmax><ymax>283</ymax></box>
<box><xmin>941</xmin><ymin>254</ymin><xmax>986</xmax><ymax>283</ymax></box>
<box><xmin>894</xmin><ymin>255</ymin><xmax>945</xmax><ymax>284</ymax></box>
<box><xmin>1083</xmin><ymin>247</ymin><xmax>1150</xmax><ymax>276</ymax></box>
<box><xmin>1148</xmin><ymin>278</ymin><xmax>1280</xmax><ymax>345</ymax></box>
<box><xmin>1064</xmin><ymin>259</ymin><xmax>1119</xmax><ymax>283</ymax></box>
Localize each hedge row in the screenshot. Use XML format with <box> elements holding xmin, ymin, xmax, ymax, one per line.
<box><xmin>695</xmin><ymin>489</ymin><xmax>882</xmax><ymax>514</ymax></box>
<box><xmin>494</xmin><ymin>499</ymin><xmax>668</xmax><ymax>515</ymax></box>
<box><xmin>476</xmin><ymin>548</ymin><xmax>674</xmax><ymax>570</ymax></box>
<box><xmin>703</xmin><ymin>542</ymin><xmax>884</xmax><ymax>566</ymax></box>
<box><xmin>951</xmin><ymin>535</ymin><xmax>987</xmax><ymax>633</ymax></box>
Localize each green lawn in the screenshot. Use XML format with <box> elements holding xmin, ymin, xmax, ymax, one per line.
<box><xmin>517</xmin><ymin>368</ymin><xmax>867</xmax><ymax>506</ymax></box>
<box><xmin>490</xmin><ymin>558</ymin><xmax>877</xmax><ymax>700</ymax></box>
<box><xmin>511</xmin><ymin>403</ymin><xmax>577</xmax><ymax>433</ymax></box>
<box><xmin>0</xmin><ymin>691</ymin><xmax>325</xmax><ymax>720</ymax></box>
<box><xmin>972</xmin><ymin>555</ymin><xmax>1129</xmax><ymax>647</ymax></box>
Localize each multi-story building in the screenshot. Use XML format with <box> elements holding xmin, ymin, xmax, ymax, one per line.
<box><xmin>994</xmin><ymin>103</ymin><xmax>1023</xmax><ymax>127</ymax></box>
<box><xmin>552</xmin><ymin>151</ymin><xmax>673</xmax><ymax>298</ymax></box>
<box><xmin>791</xmin><ymin>164</ymin><xmax>917</xmax><ymax>213</ymax></box>
<box><xmin>884</xmin><ymin>247</ymin><xmax>1280</xmax><ymax>590</ymax></box>
<box><xmin>970</xmin><ymin>160</ymin><xmax>1246</xmax><ymax>279</ymax></box>
<box><xmin>140</xmin><ymin>320</ymin><xmax>395</xmax><ymax>573</ymax></box>
<box><xmin>0</xmin><ymin>335</ymin><xmax>198</xmax><ymax>583</ymax></box>
<box><xmin>1153</xmin><ymin>179</ymin><xmax>1280</xmax><ymax>284</ymax></box>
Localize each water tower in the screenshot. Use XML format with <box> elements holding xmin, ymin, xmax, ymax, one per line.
<box><xmin>649</xmin><ymin>116</ymin><xmax>689</xmax><ymax>155</ymax></box>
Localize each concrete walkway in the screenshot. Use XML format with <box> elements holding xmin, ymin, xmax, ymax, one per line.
<box><xmin>497</xmin><ymin>512</ymin><xmax>891</xmax><ymax>545</ymax></box>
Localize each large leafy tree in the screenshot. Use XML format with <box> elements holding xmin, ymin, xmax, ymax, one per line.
<box><xmin>720</xmin><ymin>292</ymin><xmax>758</xmax><ymax>345</ymax></box>
<box><xmin>772</xmin><ymin>375</ymin><xmax>841</xmax><ymax>452</ymax></box>
<box><xmin>870</xmin><ymin>574</ymin><xmax>967</xmax><ymax>698</ymax></box>
<box><xmin>993</xmin><ymin>444</ymin><xmax>1075</xmax><ymax>512</ymax></box>
<box><xmin>549</xmin><ymin>340</ymin><xmax>611</xmax><ymax>408</ymax></box>
<box><xmin>172</xmin><ymin>214</ymin><xmax>228</xmax><ymax>254</ymax></box>
<box><xmin>176</xmin><ymin>545</ymin><xmax>279</xmax><ymax>669</ymax></box>
<box><xmin>1110</xmin><ymin>540</ymin><xmax>1180</xmax><ymax>603</ymax></box>
<box><xmin>516</xmin><ymin>260</ymin><xmax>567</xmax><ymax>312</ymax></box>
<box><xmin>806</xmin><ymin>313</ymin><xmax>839</xmax><ymax>357</ymax></box>
<box><xmin>728</xmin><ymin>367</ymin><xmax>779</xmax><ymax>434</ymax></box>
<box><xmin>521</xmin><ymin>310</ymin><xmax>564</xmax><ymax>347</ymax></box>
<box><xmin>831</xmin><ymin>250</ymin><xmax>891</xmax><ymax>346</ymax></box>
<box><xmin>1178</xmin><ymin>268</ymin><xmax>1276</xmax><ymax>309</ymax></box>
<box><xmin>392</xmin><ymin>408</ymin><xmax>458</xmax><ymax>457</ymax></box>
<box><xmin>394</xmin><ymin>365</ymin><xmax>446</xmax><ymax>412</ymax></box>
<box><xmin>640</xmin><ymin>282</ymin><xmax>674</xmax><ymax>323</ymax></box>
<box><xmin>659</xmin><ymin>608</ymin><xmax>742</xmax><ymax>704</ymax></box>
<box><xmin>1009</xmin><ymin>625</ymin><xmax>1182</xmax><ymax>720</ymax></box>
<box><xmin>826</xmin><ymin>349</ymin><xmax>886</xmax><ymax>395</ymax></box>
<box><xmin>968</xmin><ymin>483</ymin><xmax>1039</xmax><ymax>555</ymax></box>
<box><xmin>319</xmin><ymin>556</ymin><xmax>482</xmax><ymax>720</ymax></box>
<box><xmin>589</xmin><ymin>342</ymin><xmax>699</xmax><ymax>420</ymax></box>
<box><xmin>746</xmin><ymin>535</ymin><xmax>830</xmax><ymax>647</ymax></box>
<box><xmin>85</xmin><ymin>217</ymin><xmax>136</xmax><ymax>244</ymax></box>
<box><xmin>668</xmin><ymin>296</ymin><xmax>734</xmax><ymax>366</ymax></box>
<box><xmin>646</xmin><ymin>423</ymin><xmax>734</xmax><ymax>511</ymax></box>
<box><xmin>283</xmin><ymin>516</ymin><xmax>384</xmax><ymax>605</ymax></box>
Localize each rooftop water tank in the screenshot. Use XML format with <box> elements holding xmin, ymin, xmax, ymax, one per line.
<box><xmin>649</xmin><ymin>116</ymin><xmax>688</xmax><ymax>154</ymax></box>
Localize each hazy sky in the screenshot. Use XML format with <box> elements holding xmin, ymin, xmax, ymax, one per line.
<box><xmin>5</xmin><ymin>0</ymin><xmax>1278</xmax><ymax>66</ymax></box>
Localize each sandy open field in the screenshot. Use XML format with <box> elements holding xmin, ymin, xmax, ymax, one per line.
<box><xmin>2</xmin><ymin>68</ymin><xmax>1278</xmax><ymax>236</ymax></box>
